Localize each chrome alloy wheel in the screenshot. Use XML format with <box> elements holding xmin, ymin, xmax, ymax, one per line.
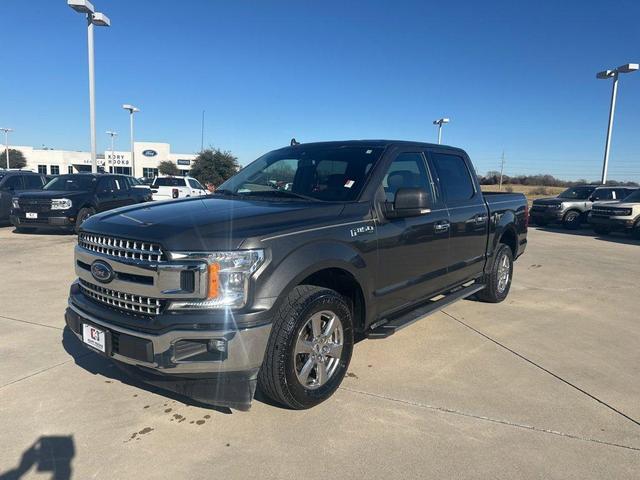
<box><xmin>294</xmin><ymin>310</ymin><xmax>344</xmax><ymax>390</ymax></box>
<box><xmin>496</xmin><ymin>252</ymin><xmax>511</xmax><ymax>293</ymax></box>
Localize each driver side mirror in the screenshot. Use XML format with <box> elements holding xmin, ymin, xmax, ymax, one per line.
<box><xmin>385</xmin><ymin>188</ymin><xmax>432</xmax><ymax>218</ymax></box>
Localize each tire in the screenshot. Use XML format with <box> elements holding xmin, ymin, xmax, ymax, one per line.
<box><xmin>633</xmin><ymin>221</ymin><xmax>640</xmax><ymax>240</ymax></box>
<box><xmin>593</xmin><ymin>226</ymin><xmax>610</xmax><ymax>235</ymax></box>
<box><xmin>75</xmin><ymin>207</ymin><xmax>95</xmax><ymax>234</ymax></box>
<box><xmin>476</xmin><ymin>243</ymin><xmax>514</xmax><ymax>303</ymax></box>
<box><xmin>563</xmin><ymin>210</ymin><xmax>582</xmax><ymax>230</ymax></box>
<box><xmin>258</xmin><ymin>285</ymin><xmax>354</xmax><ymax>409</ymax></box>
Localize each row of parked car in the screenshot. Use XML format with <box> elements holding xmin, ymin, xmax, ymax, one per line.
<box><xmin>0</xmin><ymin>170</ymin><xmax>209</xmax><ymax>233</ymax></box>
<box><xmin>529</xmin><ymin>184</ymin><xmax>640</xmax><ymax>238</ymax></box>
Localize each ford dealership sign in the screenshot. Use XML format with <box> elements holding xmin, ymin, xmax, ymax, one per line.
<box><xmin>142</xmin><ymin>150</ymin><xmax>158</xmax><ymax>157</ymax></box>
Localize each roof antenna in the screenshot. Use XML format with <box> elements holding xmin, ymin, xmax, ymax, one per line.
<box><xmin>290</xmin><ymin>138</ymin><xmax>300</xmax><ymax>146</ymax></box>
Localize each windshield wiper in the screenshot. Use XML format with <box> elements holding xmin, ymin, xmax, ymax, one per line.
<box><xmin>245</xmin><ymin>189</ymin><xmax>318</xmax><ymax>201</ymax></box>
<box><xmin>214</xmin><ymin>189</ymin><xmax>241</xmax><ymax>196</ymax></box>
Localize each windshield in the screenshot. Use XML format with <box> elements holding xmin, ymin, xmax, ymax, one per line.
<box><xmin>218</xmin><ymin>145</ymin><xmax>384</xmax><ymax>202</ymax></box>
<box><xmin>43</xmin><ymin>175</ymin><xmax>97</xmax><ymax>191</ymax></box>
<box><xmin>558</xmin><ymin>186</ymin><xmax>595</xmax><ymax>200</ymax></box>
<box><xmin>621</xmin><ymin>189</ymin><xmax>640</xmax><ymax>202</ymax></box>
<box><xmin>153</xmin><ymin>177</ymin><xmax>186</xmax><ymax>187</ymax></box>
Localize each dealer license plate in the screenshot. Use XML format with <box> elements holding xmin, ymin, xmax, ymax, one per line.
<box><xmin>82</xmin><ymin>324</ymin><xmax>106</xmax><ymax>352</ymax></box>
<box><xmin>26</xmin><ymin>212</ymin><xmax>38</xmax><ymax>219</ymax></box>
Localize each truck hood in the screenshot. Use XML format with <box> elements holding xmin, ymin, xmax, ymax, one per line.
<box><xmin>15</xmin><ymin>190</ymin><xmax>90</xmax><ymax>199</ymax></box>
<box><xmin>80</xmin><ymin>196</ymin><xmax>345</xmax><ymax>251</ymax></box>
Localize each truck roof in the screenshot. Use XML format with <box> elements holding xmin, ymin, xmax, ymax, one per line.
<box><xmin>278</xmin><ymin>139</ymin><xmax>466</xmax><ymax>153</ymax></box>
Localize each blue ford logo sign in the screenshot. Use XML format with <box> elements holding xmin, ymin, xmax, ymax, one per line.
<box><xmin>142</xmin><ymin>149</ymin><xmax>158</xmax><ymax>157</ymax></box>
<box><xmin>91</xmin><ymin>260</ymin><xmax>115</xmax><ymax>283</ymax></box>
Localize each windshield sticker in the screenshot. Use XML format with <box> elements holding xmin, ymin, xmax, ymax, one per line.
<box><xmin>344</xmin><ymin>180</ymin><xmax>355</xmax><ymax>188</ymax></box>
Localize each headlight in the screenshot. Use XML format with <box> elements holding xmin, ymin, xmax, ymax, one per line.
<box><xmin>168</xmin><ymin>250</ymin><xmax>265</xmax><ymax>310</ymax></box>
<box><xmin>51</xmin><ymin>198</ymin><xmax>73</xmax><ymax>210</ymax></box>
<box><xmin>11</xmin><ymin>197</ymin><xmax>19</xmax><ymax>209</ymax></box>
<box><xmin>617</xmin><ymin>208</ymin><xmax>632</xmax><ymax>216</ymax></box>
<box><xmin>552</xmin><ymin>203</ymin><xmax>563</xmax><ymax>209</ymax></box>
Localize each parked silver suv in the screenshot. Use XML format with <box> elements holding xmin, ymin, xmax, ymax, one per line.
<box><xmin>530</xmin><ymin>185</ymin><xmax>636</xmax><ymax>229</ymax></box>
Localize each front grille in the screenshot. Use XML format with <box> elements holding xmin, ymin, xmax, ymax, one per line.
<box><xmin>592</xmin><ymin>208</ymin><xmax>626</xmax><ymax>217</ymax></box>
<box><xmin>19</xmin><ymin>199</ymin><xmax>51</xmax><ymax>212</ymax></box>
<box><xmin>79</xmin><ymin>279</ymin><xmax>164</xmax><ymax>315</ymax></box>
<box><xmin>78</xmin><ymin>233</ymin><xmax>165</xmax><ymax>262</ymax></box>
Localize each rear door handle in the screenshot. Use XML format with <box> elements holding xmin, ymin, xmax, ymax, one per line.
<box><xmin>434</xmin><ymin>221</ymin><xmax>450</xmax><ymax>233</ymax></box>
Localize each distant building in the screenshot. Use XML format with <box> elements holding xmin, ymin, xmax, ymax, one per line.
<box><xmin>0</xmin><ymin>141</ymin><xmax>197</xmax><ymax>178</ymax></box>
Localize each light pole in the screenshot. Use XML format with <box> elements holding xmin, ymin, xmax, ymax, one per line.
<box><xmin>68</xmin><ymin>0</ymin><xmax>111</xmax><ymax>174</ymax></box>
<box><xmin>122</xmin><ymin>104</ymin><xmax>140</xmax><ymax>177</ymax></box>
<box><xmin>596</xmin><ymin>63</ymin><xmax>639</xmax><ymax>184</ymax></box>
<box><xmin>433</xmin><ymin>118</ymin><xmax>450</xmax><ymax>144</ymax></box>
<box><xmin>106</xmin><ymin>130</ymin><xmax>117</xmax><ymax>172</ymax></box>
<box><xmin>1</xmin><ymin>127</ymin><xmax>13</xmax><ymax>169</ymax></box>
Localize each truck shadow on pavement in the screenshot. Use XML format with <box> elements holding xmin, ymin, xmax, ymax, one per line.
<box><xmin>533</xmin><ymin>226</ymin><xmax>639</xmax><ymax>245</ymax></box>
<box><xmin>0</xmin><ymin>435</ymin><xmax>74</xmax><ymax>480</ymax></box>
<box><xmin>61</xmin><ymin>327</ymin><xmax>233</xmax><ymax>414</ymax></box>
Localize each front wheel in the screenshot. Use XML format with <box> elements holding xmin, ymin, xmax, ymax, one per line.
<box><xmin>563</xmin><ymin>210</ymin><xmax>582</xmax><ymax>230</ymax></box>
<box><xmin>476</xmin><ymin>244</ymin><xmax>514</xmax><ymax>303</ymax></box>
<box><xmin>75</xmin><ymin>207</ymin><xmax>95</xmax><ymax>234</ymax></box>
<box><xmin>258</xmin><ymin>285</ymin><xmax>354</xmax><ymax>409</ymax></box>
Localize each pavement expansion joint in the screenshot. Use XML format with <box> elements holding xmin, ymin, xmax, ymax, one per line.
<box><xmin>441</xmin><ymin>310</ymin><xmax>640</xmax><ymax>429</ymax></box>
<box><xmin>339</xmin><ymin>386</ymin><xmax>640</xmax><ymax>453</ymax></box>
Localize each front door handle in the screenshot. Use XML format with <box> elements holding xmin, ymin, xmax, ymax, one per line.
<box><xmin>434</xmin><ymin>221</ymin><xmax>450</xmax><ymax>233</ymax></box>
<box><xmin>475</xmin><ymin>215</ymin><xmax>488</xmax><ymax>224</ymax></box>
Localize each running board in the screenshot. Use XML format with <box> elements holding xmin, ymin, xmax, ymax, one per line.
<box><xmin>365</xmin><ymin>284</ymin><xmax>485</xmax><ymax>339</ymax></box>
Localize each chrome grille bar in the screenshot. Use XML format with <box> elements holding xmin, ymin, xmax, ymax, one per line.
<box><xmin>79</xmin><ymin>279</ymin><xmax>164</xmax><ymax>315</ymax></box>
<box><xmin>78</xmin><ymin>233</ymin><xmax>164</xmax><ymax>262</ymax></box>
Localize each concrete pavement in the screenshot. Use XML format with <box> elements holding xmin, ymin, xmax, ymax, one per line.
<box><xmin>0</xmin><ymin>226</ymin><xmax>638</xmax><ymax>479</ymax></box>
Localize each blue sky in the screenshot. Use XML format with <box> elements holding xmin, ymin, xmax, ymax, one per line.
<box><xmin>1</xmin><ymin>0</ymin><xmax>639</xmax><ymax>181</ymax></box>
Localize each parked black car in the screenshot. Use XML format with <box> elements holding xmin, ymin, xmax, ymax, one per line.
<box><xmin>65</xmin><ymin>140</ymin><xmax>528</xmax><ymax>410</ymax></box>
<box><xmin>0</xmin><ymin>170</ymin><xmax>47</xmax><ymax>225</ymax></box>
<box><xmin>10</xmin><ymin>173</ymin><xmax>152</xmax><ymax>233</ymax></box>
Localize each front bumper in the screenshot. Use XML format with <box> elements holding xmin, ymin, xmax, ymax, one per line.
<box><xmin>529</xmin><ymin>207</ymin><xmax>564</xmax><ymax>223</ymax></box>
<box><xmin>65</xmin><ymin>301</ymin><xmax>271</xmax><ymax>409</ymax></box>
<box><xmin>588</xmin><ymin>216</ymin><xmax>634</xmax><ymax>231</ymax></box>
<box><xmin>10</xmin><ymin>212</ymin><xmax>76</xmax><ymax>229</ymax></box>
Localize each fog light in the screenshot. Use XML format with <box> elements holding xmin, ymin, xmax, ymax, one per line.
<box><xmin>208</xmin><ymin>338</ymin><xmax>227</xmax><ymax>353</ymax></box>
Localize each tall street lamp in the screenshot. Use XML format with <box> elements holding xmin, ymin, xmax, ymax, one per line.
<box><xmin>68</xmin><ymin>0</ymin><xmax>111</xmax><ymax>174</ymax></box>
<box><xmin>122</xmin><ymin>104</ymin><xmax>140</xmax><ymax>177</ymax></box>
<box><xmin>1</xmin><ymin>127</ymin><xmax>13</xmax><ymax>169</ymax></box>
<box><xmin>433</xmin><ymin>118</ymin><xmax>450</xmax><ymax>145</ymax></box>
<box><xmin>596</xmin><ymin>63</ymin><xmax>639</xmax><ymax>184</ymax></box>
<box><xmin>106</xmin><ymin>130</ymin><xmax>117</xmax><ymax>171</ymax></box>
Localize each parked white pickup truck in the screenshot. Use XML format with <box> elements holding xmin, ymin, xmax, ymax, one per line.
<box><xmin>151</xmin><ymin>176</ymin><xmax>208</xmax><ymax>201</ymax></box>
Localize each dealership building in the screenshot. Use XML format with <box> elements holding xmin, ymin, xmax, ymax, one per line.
<box><xmin>1</xmin><ymin>141</ymin><xmax>197</xmax><ymax>178</ymax></box>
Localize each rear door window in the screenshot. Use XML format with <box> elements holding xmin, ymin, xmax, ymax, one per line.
<box><xmin>153</xmin><ymin>177</ymin><xmax>186</xmax><ymax>187</ymax></box>
<box><xmin>429</xmin><ymin>152</ymin><xmax>476</xmax><ymax>204</ymax></box>
<box><xmin>592</xmin><ymin>188</ymin><xmax>614</xmax><ymax>201</ymax></box>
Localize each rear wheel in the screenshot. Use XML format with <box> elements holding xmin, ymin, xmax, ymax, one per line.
<box><xmin>258</xmin><ymin>285</ymin><xmax>354</xmax><ymax>409</ymax></box>
<box><xmin>75</xmin><ymin>207</ymin><xmax>95</xmax><ymax>234</ymax></box>
<box><xmin>476</xmin><ymin>243</ymin><xmax>513</xmax><ymax>303</ymax></box>
<box><xmin>563</xmin><ymin>210</ymin><xmax>582</xmax><ymax>230</ymax></box>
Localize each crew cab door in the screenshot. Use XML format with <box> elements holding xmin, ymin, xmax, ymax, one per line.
<box><xmin>374</xmin><ymin>150</ymin><xmax>451</xmax><ymax>315</ymax></box>
<box><xmin>426</xmin><ymin>149</ymin><xmax>488</xmax><ymax>286</ymax></box>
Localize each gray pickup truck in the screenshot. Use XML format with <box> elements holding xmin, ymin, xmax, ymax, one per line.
<box><xmin>65</xmin><ymin>140</ymin><xmax>528</xmax><ymax>410</ymax></box>
<box><xmin>530</xmin><ymin>185</ymin><xmax>635</xmax><ymax>229</ymax></box>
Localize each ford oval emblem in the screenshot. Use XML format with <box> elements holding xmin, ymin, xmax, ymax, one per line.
<box><xmin>91</xmin><ymin>260</ymin><xmax>115</xmax><ymax>283</ymax></box>
<box><xmin>142</xmin><ymin>149</ymin><xmax>158</xmax><ymax>157</ymax></box>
